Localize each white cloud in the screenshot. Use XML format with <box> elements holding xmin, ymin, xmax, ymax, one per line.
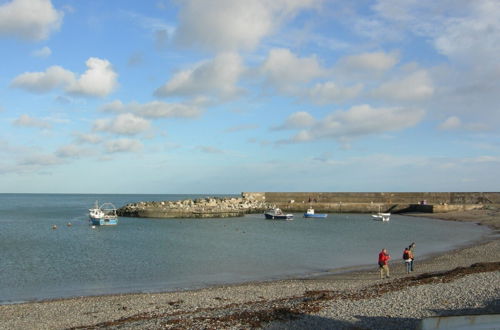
<box><xmin>372</xmin><ymin>0</ymin><xmax>500</xmax><ymax>67</ymax></box>
<box><xmin>105</xmin><ymin>138</ymin><xmax>143</xmax><ymax>153</ymax></box>
<box><xmin>93</xmin><ymin>113</ymin><xmax>151</xmax><ymax>136</ymax></box>
<box><xmin>336</xmin><ymin>51</ymin><xmax>399</xmax><ymax>74</ymax></box>
<box><xmin>439</xmin><ymin>116</ymin><xmax>461</xmax><ymax>130</ymax></box>
<box><xmin>18</xmin><ymin>153</ymin><xmax>62</xmax><ymax>166</ymax></box>
<box><xmin>67</xmin><ymin>58</ymin><xmax>118</xmax><ymax>97</ymax></box>
<box><xmin>13</xmin><ymin>114</ymin><xmax>51</xmax><ymax>129</ymax></box>
<box><xmin>11</xmin><ymin>57</ymin><xmax>118</xmax><ymax>97</ymax></box>
<box><xmin>74</xmin><ymin>133</ymin><xmax>102</xmax><ymax>144</ymax></box>
<box><xmin>373</xmin><ymin>69</ymin><xmax>434</xmax><ymax>101</ymax></box>
<box><xmin>289</xmin><ymin>104</ymin><xmax>425</xmax><ymax>142</ymax></box>
<box><xmin>308</xmin><ymin>81</ymin><xmax>363</xmax><ymax>104</ymax></box>
<box><xmin>438</xmin><ymin>116</ymin><xmax>490</xmax><ymax>132</ymax></box>
<box><xmin>32</xmin><ymin>46</ymin><xmax>52</xmax><ymax>57</ymax></box>
<box><xmin>280</xmin><ymin>111</ymin><xmax>315</xmax><ymax>129</ymax></box>
<box><xmin>260</xmin><ymin>48</ymin><xmax>324</xmax><ymax>93</ymax></box>
<box><xmin>56</xmin><ymin>144</ymin><xmax>88</xmax><ymax>158</ymax></box>
<box><xmin>11</xmin><ymin>66</ymin><xmax>75</xmax><ymax>93</ymax></box>
<box><xmin>101</xmin><ymin>100</ymin><xmax>202</xmax><ymax>119</ymax></box>
<box><xmin>0</xmin><ymin>0</ymin><xmax>63</xmax><ymax>41</ymax></box>
<box><xmin>155</xmin><ymin>52</ymin><xmax>244</xmax><ymax>100</ymax></box>
<box><xmin>174</xmin><ymin>0</ymin><xmax>320</xmax><ymax>51</ymax></box>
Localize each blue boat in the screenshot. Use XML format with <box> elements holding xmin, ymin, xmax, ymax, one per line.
<box><xmin>303</xmin><ymin>208</ymin><xmax>328</xmax><ymax>218</ymax></box>
<box><xmin>89</xmin><ymin>201</ymin><xmax>118</xmax><ymax>226</ymax></box>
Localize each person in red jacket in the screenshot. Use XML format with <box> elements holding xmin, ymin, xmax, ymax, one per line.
<box><xmin>378</xmin><ymin>248</ymin><xmax>391</xmax><ymax>279</ymax></box>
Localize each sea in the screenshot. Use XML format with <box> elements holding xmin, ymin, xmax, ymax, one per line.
<box><xmin>0</xmin><ymin>193</ymin><xmax>492</xmax><ymax>304</ymax></box>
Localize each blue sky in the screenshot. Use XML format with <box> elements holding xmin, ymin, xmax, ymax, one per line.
<box><xmin>1</xmin><ymin>0</ymin><xmax>499</xmax><ymax>194</ymax></box>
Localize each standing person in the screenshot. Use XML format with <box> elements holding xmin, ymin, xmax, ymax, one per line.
<box><xmin>409</xmin><ymin>242</ymin><xmax>416</xmax><ymax>272</ymax></box>
<box><xmin>378</xmin><ymin>248</ymin><xmax>391</xmax><ymax>279</ymax></box>
<box><xmin>403</xmin><ymin>246</ymin><xmax>412</xmax><ymax>273</ymax></box>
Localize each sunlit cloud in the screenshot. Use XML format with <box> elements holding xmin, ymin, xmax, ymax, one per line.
<box><xmin>11</xmin><ymin>57</ymin><xmax>118</xmax><ymax>97</ymax></box>
<box><xmin>93</xmin><ymin>113</ymin><xmax>151</xmax><ymax>136</ymax></box>
<box><xmin>0</xmin><ymin>0</ymin><xmax>63</xmax><ymax>41</ymax></box>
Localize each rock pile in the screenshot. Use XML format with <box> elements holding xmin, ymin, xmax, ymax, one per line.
<box><xmin>117</xmin><ymin>196</ymin><xmax>271</xmax><ymax>218</ymax></box>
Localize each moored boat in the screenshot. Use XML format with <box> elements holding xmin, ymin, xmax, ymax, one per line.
<box><xmin>372</xmin><ymin>212</ymin><xmax>390</xmax><ymax>221</ymax></box>
<box><xmin>371</xmin><ymin>204</ymin><xmax>390</xmax><ymax>221</ymax></box>
<box><xmin>303</xmin><ymin>208</ymin><xmax>328</xmax><ymax>218</ymax></box>
<box><xmin>264</xmin><ymin>208</ymin><xmax>293</xmax><ymax>220</ymax></box>
<box><xmin>89</xmin><ymin>201</ymin><xmax>118</xmax><ymax>226</ymax></box>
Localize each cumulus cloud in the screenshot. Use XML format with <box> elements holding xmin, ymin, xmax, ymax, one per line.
<box><xmin>278</xmin><ymin>111</ymin><xmax>315</xmax><ymax>130</ymax></box>
<box><xmin>11</xmin><ymin>66</ymin><xmax>75</xmax><ymax>93</ymax></box>
<box><xmin>372</xmin><ymin>69</ymin><xmax>434</xmax><ymax>101</ymax></box>
<box><xmin>105</xmin><ymin>138</ymin><xmax>143</xmax><ymax>153</ymax></box>
<box><xmin>372</xmin><ymin>0</ymin><xmax>500</xmax><ymax>67</ymax></box>
<box><xmin>288</xmin><ymin>104</ymin><xmax>425</xmax><ymax>142</ymax></box>
<box><xmin>174</xmin><ymin>0</ymin><xmax>320</xmax><ymax>51</ymax></box>
<box><xmin>101</xmin><ymin>100</ymin><xmax>202</xmax><ymax>119</ymax></box>
<box><xmin>438</xmin><ymin>116</ymin><xmax>490</xmax><ymax>132</ymax></box>
<box><xmin>11</xmin><ymin>57</ymin><xmax>118</xmax><ymax>97</ymax></box>
<box><xmin>336</xmin><ymin>51</ymin><xmax>399</xmax><ymax>75</ymax></box>
<box><xmin>308</xmin><ymin>81</ymin><xmax>363</xmax><ymax>104</ymax></box>
<box><xmin>18</xmin><ymin>153</ymin><xmax>62</xmax><ymax>166</ymax></box>
<box><xmin>155</xmin><ymin>52</ymin><xmax>244</xmax><ymax>100</ymax></box>
<box><xmin>93</xmin><ymin>113</ymin><xmax>151</xmax><ymax>136</ymax></box>
<box><xmin>260</xmin><ymin>48</ymin><xmax>324</xmax><ymax>93</ymax></box>
<box><xmin>13</xmin><ymin>114</ymin><xmax>51</xmax><ymax>129</ymax></box>
<box><xmin>32</xmin><ymin>46</ymin><xmax>52</xmax><ymax>57</ymax></box>
<box><xmin>56</xmin><ymin>144</ymin><xmax>89</xmax><ymax>158</ymax></box>
<box><xmin>0</xmin><ymin>0</ymin><xmax>63</xmax><ymax>41</ymax></box>
<box><xmin>439</xmin><ymin>116</ymin><xmax>461</xmax><ymax>131</ymax></box>
<box><xmin>74</xmin><ymin>133</ymin><xmax>102</xmax><ymax>144</ymax></box>
<box><xmin>66</xmin><ymin>58</ymin><xmax>118</xmax><ymax>97</ymax></box>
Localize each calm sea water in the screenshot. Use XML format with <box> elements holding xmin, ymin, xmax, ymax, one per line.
<box><xmin>0</xmin><ymin>194</ymin><xmax>491</xmax><ymax>304</ymax></box>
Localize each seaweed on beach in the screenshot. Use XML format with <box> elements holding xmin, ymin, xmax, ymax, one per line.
<box><xmin>68</xmin><ymin>262</ymin><xmax>500</xmax><ymax>329</ymax></box>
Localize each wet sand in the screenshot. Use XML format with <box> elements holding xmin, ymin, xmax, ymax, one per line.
<box><xmin>1</xmin><ymin>208</ymin><xmax>499</xmax><ymax>329</ymax></box>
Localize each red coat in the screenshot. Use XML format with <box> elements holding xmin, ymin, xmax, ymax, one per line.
<box><xmin>378</xmin><ymin>251</ymin><xmax>390</xmax><ymax>265</ymax></box>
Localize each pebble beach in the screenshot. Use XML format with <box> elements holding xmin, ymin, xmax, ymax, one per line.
<box><xmin>1</xmin><ymin>209</ymin><xmax>499</xmax><ymax>329</ymax></box>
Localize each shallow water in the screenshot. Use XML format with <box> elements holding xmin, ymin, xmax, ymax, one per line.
<box><xmin>0</xmin><ymin>194</ymin><xmax>491</xmax><ymax>304</ymax></box>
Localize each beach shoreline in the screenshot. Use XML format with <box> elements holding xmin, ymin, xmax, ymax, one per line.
<box><xmin>1</xmin><ymin>208</ymin><xmax>499</xmax><ymax>329</ymax></box>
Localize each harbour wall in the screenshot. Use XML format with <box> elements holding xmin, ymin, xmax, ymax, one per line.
<box><xmin>117</xmin><ymin>192</ymin><xmax>500</xmax><ymax>219</ymax></box>
<box><xmin>242</xmin><ymin>192</ymin><xmax>500</xmax><ymax>213</ymax></box>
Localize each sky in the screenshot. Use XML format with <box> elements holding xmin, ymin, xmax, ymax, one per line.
<box><xmin>0</xmin><ymin>0</ymin><xmax>499</xmax><ymax>194</ymax></box>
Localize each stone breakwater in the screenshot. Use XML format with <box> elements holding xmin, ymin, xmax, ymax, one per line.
<box><xmin>117</xmin><ymin>192</ymin><xmax>500</xmax><ymax>218</ymax></box>
<box><xmin>117</xmin><ymin>196</ymin><xmax>271</xmax><ymax>218</ymax></box>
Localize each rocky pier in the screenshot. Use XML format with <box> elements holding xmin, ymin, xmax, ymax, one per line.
<box><xmin>116</xmin><ymin>192</ymin><xmax>500</xmax><ymax>219</ymax></box>
<box><xmin>117</xmin><ymin>196</ymin><xmax>270</xmax><ymax>219</ymax></box>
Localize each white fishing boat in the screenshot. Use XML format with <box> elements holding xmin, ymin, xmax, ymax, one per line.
<box><xmin>89</xmin><ymin>201</ymin><xmax>118</xmax><ymax>226</ymax></box>
<box><xmin>372</xmin><ymin>212</ymin><xmax>391</xmax><ymax>221</ymax></box>
<box><xmin>372</xmin><ymin>204</ymin><xmax>390</xmax><ymax>221</ymax></box>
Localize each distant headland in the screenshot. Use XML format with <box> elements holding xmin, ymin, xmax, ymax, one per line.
<box><xmin>116</xmin><ymin>192</ymin><xmax>500</xmax><ymax>218</ymax></box>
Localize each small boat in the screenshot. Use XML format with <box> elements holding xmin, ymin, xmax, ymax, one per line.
<box><xmin>372</xmin><ymin>213</ymin><xmax>390</xmax><ymax>221</ymax></box>
<box><xmin>89</xmin><ymin>201</ymin><xmax>118</xmax><ymax>226</ymax></box>
<box><xmin>371</xmin><ymin>205</ymin><xmax>390</xmax><ymax>221</ymax></box>
<box><xmin>303</xmin><ymin>208</ymin><xmax>328</xmax><ymax>218</ymax></box>
<box><xmin>264</xmin><ymin>208</ymin><xmax>293</xmax><ymax>220</ymax></box>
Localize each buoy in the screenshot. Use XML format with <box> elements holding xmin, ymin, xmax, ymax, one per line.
<box><xmin>52</xmin><ymin>225</ymin><xmax>57</xmax><ymax>230</ymax></box>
